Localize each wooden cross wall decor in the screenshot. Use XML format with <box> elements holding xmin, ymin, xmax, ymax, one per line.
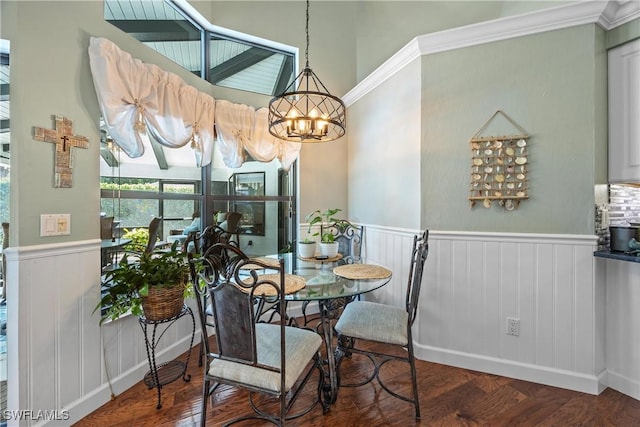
<box><xmin>33</xmin><ymin>115</ymin><xmax>89</xmax><ymax>188</ymax></box>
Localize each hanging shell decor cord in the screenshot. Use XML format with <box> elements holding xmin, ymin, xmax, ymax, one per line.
<box><xmin>468</xmin><ymin>110</ymin><xmax>529</xmax><ymax>211</ymax></box>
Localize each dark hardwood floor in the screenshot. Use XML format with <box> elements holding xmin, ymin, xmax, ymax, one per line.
<box><xmin>75</xmin><ymin>337</ymin><xmax>640</xmax><ymax>427</ymax></box>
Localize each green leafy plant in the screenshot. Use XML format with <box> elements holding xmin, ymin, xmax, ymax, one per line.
<box><xmin>306</xmin><ymin>208</ymin><xmax>353</xmax><ymax>243</ymax></box>
<box><xmin>121</xmin><ymin>227</ymin><xmax>151</xmax><ymax>252</ymax></box>
<box><xmin>279</xmin><ymin>241</ymin><xmax>294</xmax><ymax>254</ymax></box>
<box><xmin>299</xmin><ymin>230</ymin><xmax>316</xmax><ymax>244</ymax></box>
<box><xmin>95</xmin><ymin>243</ymin><xmax>190</xmax><ymax>324</ymax></box>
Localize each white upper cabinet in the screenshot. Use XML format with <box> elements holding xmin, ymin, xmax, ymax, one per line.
<box><xmin>609</xmin><ymin>39</ymin><xmax>640</xmax><ymax>183</ymax></box>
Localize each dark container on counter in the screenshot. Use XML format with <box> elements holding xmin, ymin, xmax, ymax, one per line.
<box><xmin>609</xmin><ymin>226</ymin><xmax>640</xmax><ymax>252</ymax></box>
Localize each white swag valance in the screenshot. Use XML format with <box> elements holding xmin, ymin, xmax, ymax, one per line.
<box><xmin>88</xmin><ymin>37</ymin><xmax>301</xmax><ymax>170</ymax></box>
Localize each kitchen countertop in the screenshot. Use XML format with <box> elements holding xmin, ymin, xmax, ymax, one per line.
<box><xmin>594</xmin><ymin>250</ymin><xmax>640</xmax><ymax>263</ymax></box>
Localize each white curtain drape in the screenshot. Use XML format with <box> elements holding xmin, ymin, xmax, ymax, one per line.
<box><xmin>88</xmin><ymin>37</ymin><xmax>301</xmax><ymax>170</ymax></box>
<box><xmin>252</xmin><ymin>108</ymin><xmax>301</xmax><ymax>171</ymax></box>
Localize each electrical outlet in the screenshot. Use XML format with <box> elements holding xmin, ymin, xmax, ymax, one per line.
<box><xmin>506</xmin><ymin>317</ymin><xmax>520</xmax><ymax>336</ymax></box>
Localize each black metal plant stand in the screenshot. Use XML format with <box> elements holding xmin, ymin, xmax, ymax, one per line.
<box><xmin>138</xmin><ymin>305</ymin><xmax>195</xmax><ymax>409</ymax></box>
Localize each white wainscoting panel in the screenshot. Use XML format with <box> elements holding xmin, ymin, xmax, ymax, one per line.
<box><xmin>602</xmin><ymin>257</ymin><xmax>640</xmax><ymax>400</ymax></box>
<box><xmin>6</xmin><ymin>241</ymin><xmax>197</xmax><ymax>426</ymax></box>
<box><xmin>5</xmin><ymin>229</ymin><xmax>626</xmax><ymax>425</ymax></box>
<box><xmin>360</xmin><ymin>227</ymin><xmax>605</xmax><ymax>395</ymax></box>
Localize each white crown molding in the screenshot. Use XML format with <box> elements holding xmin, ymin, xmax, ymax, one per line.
<box><xmin>600</xmin><ymin>0</ymin><xmax>640</xmax><ymax>28</ymax></box>
<box><xmin>343</xmin><ymin>0</ymin><xmax>639</xmax><ymax>107</ymax></box>
<box><xmin>342</xmin><ymin>38</ymin><xmax>421</xmax><ymax>106</ymax></box>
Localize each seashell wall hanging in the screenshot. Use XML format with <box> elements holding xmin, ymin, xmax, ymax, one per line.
<box><xmin>468</xmin><ymin>110</ymin><xmax>529</xmax><ymax>211</ymax></box>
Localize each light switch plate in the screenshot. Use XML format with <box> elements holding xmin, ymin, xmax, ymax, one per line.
<box><xmin>40</xmin><ymin>214</ymin><xmax>71</xmax><ymax>237</ymax></box>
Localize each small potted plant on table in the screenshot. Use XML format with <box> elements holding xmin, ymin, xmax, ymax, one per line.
<box><xmin>297</xmin><ymin>233</ymin><xmax>317</xmax><ymax>258</ymax></box>
<box><xmin>305</xmin><ymin>208</ymin><xmax>352</xmax><ymax>258</ymax></box>
<box><xmin>95</xmin><ymin>244</ymin><xmax>191</xmax><ymax>324</ymax></box>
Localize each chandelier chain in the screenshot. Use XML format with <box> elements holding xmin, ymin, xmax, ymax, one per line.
<box><xmin>305</xmin><ymin>0</ymin><xmax>310</xmax><ymax>68</ymax></box>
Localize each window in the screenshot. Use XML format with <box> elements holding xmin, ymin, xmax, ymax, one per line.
<box><xmin>100</xmin><ymin>0</ymin><xmax>298</xmax><ymax>261</ymax></box>
<box><xmin>104</xmin><ymin>0</ymin><xmax>202</xmax><ymax>75</ymax></box>
<box><xmin>104</xmin><ymin>0</ymin><xmax>296</xmax><ymax>96</ymax></box>
<box><xmin>100</xmin><ymin>157</ymin><xmax>296</xmax><ymax>256</ymax></box>
<box><xmin>0</xmin><ymin>39</ymin><xmax>9</xmax><ymax>230</ymax></box>
<box><xmin>206</xmin><ymin>34</ymin><xmax>295</xmax><ymax>96</ymax></box>
<box><xmin>229</xmin><ymin>172</ymin><xmax>265</xmax><ymax>236</ymax></box>
<box><xmin>100</xmin><ymin>177</ymin><xmax>201</xmax><ymax>240</ymax></box>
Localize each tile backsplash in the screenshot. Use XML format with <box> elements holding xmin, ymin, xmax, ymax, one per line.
<box><xmin>609</xmin><ymin>184</ymin><xmax>640</xmax><ymax>226</ymax></box>
<box><xmin>595</xmin><ymin>184</ymin><xmax>640</xmax><ymax>250</ymax></box>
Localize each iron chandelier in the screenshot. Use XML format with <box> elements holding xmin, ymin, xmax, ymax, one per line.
<box><xmin>268</xmin><ymin>0</ymin><xmax>346</xmax><ymax>143</ymax></box>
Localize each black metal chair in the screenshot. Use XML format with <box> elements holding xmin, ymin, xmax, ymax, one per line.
<box><xmin>143</xmin><ymin>216</ymin><xmax>162</xmax><ymax>254</ymax></box>
<box><xmin>334</xmin><ymin>230</ymin><xmax>429</xmax><ymax>420</ymax></box>
<box><xmin>100</xmin><ymin>216</ymin><xmax>116</xmax><ymax>267</ymax></box>
<box><xmin>100</xmin><ymin>216</ymin><xmax>114</xmax><ymax>240</ymax></box>
<box><xmin>183</xmin><ymin>224</ymin><xmax>236</xmax><ymax>255</ymax></box>
<box><xmin>301</xmin><ymin>222</ymin><xmax>365</xmax><ymax>325</ymax></box>
<box><xmin>321</xmin><ymin>222</ymin><xmax>365</xmax><ymax>264</ymax></box>
<box><xmin>188</xmin><ymin>243</ymin><xmax>323</xmax><ymax>426</ymax></box>
<box><xmin>186</xmin><ymin>227</ymin><xmax>240</xmax><ymax>365</ymax></box>
<box><xmin>224</xmin><ymin>211</ymin><xmax>242</xmax><ymax>244</ymax></box>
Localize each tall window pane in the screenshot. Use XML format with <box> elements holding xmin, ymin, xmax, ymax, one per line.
<box><xmin>101</xmin><ymin>0</ymin><xmax>298</xmax><ymax>261</ymax></box>
<box><xmin>104</xmin><ymin>0</ymin><xmax>295</xmax><ymax>96</ymax></box>
<box><xmin>211</xmin><ymin>158</ymin><xmax>295</xmax><ymax>256</ymax></box>
<box><xmin>208</xmin><ymin>35</ymin><xmax>294</xmax><ymax>96</ymax></box>
<box><xmin>104</xmin><ymin>0</ymin><xmax>202</xmax><ymax>76</ymax></box>
<box><xmin>0</xmin><ymin>38</ymin><xmax>9</xmax><ymax>421</ymax></box>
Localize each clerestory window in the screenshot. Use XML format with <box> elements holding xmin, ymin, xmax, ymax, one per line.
<box><xmin>104</xmin><ymin>0</ymin><xmax>296</xmax><ymax>97</ymax></box>
<box><xmin>99</xmin><ymin>1</ymin><xmax>299</xmax><ymax>266</ymax></box>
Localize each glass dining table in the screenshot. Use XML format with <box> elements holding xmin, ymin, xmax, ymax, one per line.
<box><xmin>260</xmin><ymin>253</ymin><xmax>393</xmax><ymax>411</ymax></box>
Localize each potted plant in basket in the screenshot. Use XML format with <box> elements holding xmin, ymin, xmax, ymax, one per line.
<box><xmin>306</xmin><ymin>208</ymin><xmax>353</xmax><ymax>258</ymax></box>
<box><xmin>95</xmin><ymin>243</ymin><xmax>191</xmax><ymax>324</ymax></box>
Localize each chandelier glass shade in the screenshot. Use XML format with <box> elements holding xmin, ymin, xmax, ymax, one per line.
<box><xmin>268</xmin><ymin>0</ymin><xmax>346</xmax><ymax>143</ymax></box>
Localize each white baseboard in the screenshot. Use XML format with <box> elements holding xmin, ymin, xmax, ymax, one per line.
<box><xmin>606</xmin><ymin>369</ymin><xmax>640</xmax><ymax>400</ymax></box>
<box><xmin>414</xmin><ymin>343</ymin><xmax>605</xmax><ymax>395</ymax></box>
<box><xmin>62</xmin><ymin>334</ymin><xmax>195</xmax><ymax>426</ymax></box>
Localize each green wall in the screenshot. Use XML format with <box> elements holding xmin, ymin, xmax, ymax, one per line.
<box><xmin>0</xmin><ymin>0</ymin><xmax>627</xmax><ymax>245</ymax></box>
<box><xmin>0</xmin><ymin>0</ymin><xmax>357</xmax><ymax>246</ymax></box>
<box><xmin>421</xmin><ymin>24</ymin><xmax>607</xmax><ymax>234</ymax></box>
<box><xmin>351</xmin><ymin>1</ymin><xmax>574</xmax><ymax>84</ymax></box>
<box><xmin>348</xmin><ymin>59</ymin><xmax>422</xmax><ymax>229</ymax></box>
<box><xmin>353</xmin><ymin>1</ymin><xmax>503</xmax><ymax>82</ymax></box>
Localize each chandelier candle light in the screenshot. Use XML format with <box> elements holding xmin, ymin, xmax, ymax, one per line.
<box><xmin>268</xmin><ymin>0</ymin><xmax>346</xmax><ymax>143</ymax></box>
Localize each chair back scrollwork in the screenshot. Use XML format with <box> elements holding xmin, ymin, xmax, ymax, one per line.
<box><xmin>189</xmin><ymin>243</ymin><xmax>285</xmax><ymax>366</ymax></box>
<box><xmin>320</xmin><ymin>222</ymin><xmax>365</xmax><ymax>264</ymax></box>
<box><xmin>183</xmin><ymin>225</ymin><xmax>237</xmax><ymax>255</ymax></box>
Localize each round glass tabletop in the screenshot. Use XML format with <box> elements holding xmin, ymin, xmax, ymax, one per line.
<box><xmin>285</xmin><ymin>267</ymin><xmax>391</xmax><ymax>301</ymax></box>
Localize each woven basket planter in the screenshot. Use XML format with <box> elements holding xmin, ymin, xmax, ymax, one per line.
<box><xmin>141</xmin><ymin>284</ymin><xmax>185</xmax><ymax>321</ymax></box>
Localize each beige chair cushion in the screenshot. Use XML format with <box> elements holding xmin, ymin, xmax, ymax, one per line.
<box><xmin>335</xmin><ymin>301</ymin><xmax>408</xmax><ymax>346</ymax></box>
<box><xmin>208</xmin><ymin>323</ymin><xmax>321</xmax><ymax>393</ymax></box>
